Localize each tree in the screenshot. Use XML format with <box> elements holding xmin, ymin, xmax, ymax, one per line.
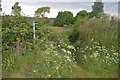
<box><xmin>92</xmin><ymin>0</ymin><xmax>104</xmax><ymax>18</ymax></box>
<box><xmin>54</xmin><ymin>11</ymin><xmax>74</xmax><ymax>27</ymax></box>
<box><xmin>0</xmin><ymin>0</ymin><xmax>2</xmax><ymax>12</ymax></box>
<box><xmin>75</xmin><ymin>10</ymin><xmax>88</xmax><ymax>20</ymax></box>
<box><xmin>35</xmin><ymin>7</ymin><xmax>50</xmax><ymax>17</ymax></box>
<box><xmin>12</xmin><ymin>2</ymin><xmax>21</xmax><ymax>16</ymax></box>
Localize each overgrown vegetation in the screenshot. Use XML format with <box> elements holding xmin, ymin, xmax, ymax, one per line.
<box><xmin>2</xmin><ymin>0</ymin><xmax>119</xmax><ymax>78</ymax></box>
<box><xmin>68</xmin><ymin>18</ymin><xmax>118</xmax><ymax>77</ymax></box>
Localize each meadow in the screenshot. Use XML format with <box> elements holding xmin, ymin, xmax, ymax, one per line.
<box><xmin>1</xmin><ymin>1</ymin><xmax>119</xmax><ymax>78</ymax></box>
<box><xmin>2</xmin><ymin>16</ymin><xmax>119</xmax><ymax>78</ymax></box>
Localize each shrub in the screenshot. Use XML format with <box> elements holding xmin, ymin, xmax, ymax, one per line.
<box><xmin>54</xmin><ymin>11</ymin><xmax>74</xmax><ymax>27</ymax></box>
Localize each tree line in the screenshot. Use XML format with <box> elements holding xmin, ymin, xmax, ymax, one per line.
<box><xmin>3</xmin><ymin>0</ymin><xmax>118</xmax><ymax>27</ymax></box>
<box><xmin>54</xmin><ymin>0</ymin><xmax>105</xmax><ymax>27</ymax></box>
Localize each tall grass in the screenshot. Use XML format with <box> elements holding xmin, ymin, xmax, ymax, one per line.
<box><xmin>70</xmin><ymin>18</ymin><xmax>118</xmax><ymax>48</ymax></box>
<box><xmin>68</xmin><ymin>18</ymin><xmax>118</xmax><ymax>78</ymax></box>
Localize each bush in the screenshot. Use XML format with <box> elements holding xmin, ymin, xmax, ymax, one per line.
<box><xmin>2</xmin><ymin>15</ymin><xmax>33</xmax><ymax>52</ymax></box>
<box><xmin>54</xmin><ymin>11</ymin><xmax>74</xmax><ymax>27</ymax></box>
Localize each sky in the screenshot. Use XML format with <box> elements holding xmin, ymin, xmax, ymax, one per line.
<box><xmin>1</xmin><ymin>0</ymin><xmax>119</xmax><ymax>18</ymax></box>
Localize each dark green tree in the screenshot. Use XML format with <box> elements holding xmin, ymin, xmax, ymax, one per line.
<box><xmin>92</xmin><ymin>0</ymin><xmax>104</xmax><ymax>18</ymax></box>
<box><xmin>75</xmin><ymin>10</ymin><xmax>88</xmax><ymax>20</ymax></box>
<box><xmin>12</xmin><ymin>2</ymin><xmax>21</xmax><ymax>16</ymax></box>
<box><xmin>54</xmin><ymin>11</ymin><xmax>74</xmax><ymax>27</ymax></box>
<box><xmin>0</xmin><ymin>0</ymin><xmax>2</xmax><ymax>12</ymax></box>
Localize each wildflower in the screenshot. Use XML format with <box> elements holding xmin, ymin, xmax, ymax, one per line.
<box><xmin>89</xmin><ymin>47</ymin><xmax>92</xmax><ymax>50</ymax></box>
<box><xmin>58</xmin><ymin>45</ymin><xmax>60</xmax><ymax>47</ymax></box>
<box><xmin>105</xmin><ymin>56</ymin><xmax>109</xmax><ymax>59</ymax></box>
<box><xmin>93</xmin><ymin>53</ymin><xmax>98</xmax><ymax>58</ymax></box>
<box><xmin>91</xmin><ymin>38</ymin><xmax>94</xmax><ymax>41</ymax></box>
<box><xmin>81</xmin><ymin>50</ymin><xmax>85</xmax><ymax>53</ymax></box>
<box><xmin>54</xmin><ymin>61</ymin><xmax>56</xmax><ymax>63</ymax></box>
<box><xmin>37</xmin><ymin>61</ymin><xmax>39</xmax><ymax>63</ymax></box>
<box><xmin>67</xmin><ymin>45</ymin><xmax>75</xmax><ymax>49</ymax></box>
<box><xmin>55</xmin><ymin>53</ymin><xmax>58</xmax><ymax>56</ymax></box>
<box><xmin>67</xmin><ymin>50</ymin><xmax>71</xmax><ymax>54</ymax></box>
<box><xmin>113</xmin><ymin>52</ymin><xmax>118</xmax><ymax>56</ymax></box>
<box><xmin>103</xmin><ymin>60</ymin><xmax>105</xmax><ymax>62</ymax></box>
<box><xmin>77</xmin><ymin>47</ymin><xmax>79</xmax><ymax>49</ymax></box>
<box><xmin>61</xmin><ymin>48</ymin><xmax>66</xmax><ymax>53</ymax></box>
<box><xmin>33</xmin><ymin>70</ymin><xmax>37</xmax><ymax>73</ymax></box>
<box><xmin>90</xmin><ymin>55</ymin><xmax>93</xmax><ymax>58</ymax></box>
<box><xmin>56</xmin><ymin>66</ymin><xmax>60</xmax><ymax>70</ymax></box>
<box><xmin>97</xmin><ymin>42</ymin><xmax>100</xmax><ymax>45</ymax></box>
<box><xmin>47</xmin><ymin>74</ymin><xmax>51</xmax><ymax>78</ymax></box>
<box><xmin>68</xmin><ymin>58</ymin><xmax>72</xmax><ymax>62</ymax></box>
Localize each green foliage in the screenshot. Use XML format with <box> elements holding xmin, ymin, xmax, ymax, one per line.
<box><xmin>2</xmin><ymin>15</ymin><xmax>51</xmax><ymax>50</ymax></box>
<box><xmin>76</xmin><ymin>39</ymin><xmax>118</xmax><ymax>77</ymax></box>
<box><xmin>12</xmin><ymin>2</ymin><xmax>21</xmax><ymax>16</ymax></box>
<box><xmin>2</xmin><ymin>2</ymin><xmax>118</xmax><ymax>78</ymax></box>
<box><xmin>75</xmin><ymin>10</ymin><xmax>88</xmax><ymax>20</ymax></box>
<box><xmin>33</xmin><ymin>17</ymin><xmax>52</xmax><ymax>26</ymax></box>
<box><xmin>2</xmin><ymin>43</ymin><xmax>77</xmax><ymax>78</ymax></box>
<box><xmin>54</xmin><ymin>11</ymin><xmax>74</xmax><ymax>27</ymax></box>
<box><xmin>69</xmin><ymin>18</ymin><xmax>118</xmax><ymax>47</ymax></box>
<box><xmin>2</xmin><ymin>15</ymin><xmax>51</xmax><ymax>76</ymax></box>
<box><xmin>68</xmin><ymin>18</ymin><xmax>118</xmax><ymax>77</ymax></box>
<box><xmin>2</xmin><ymin>15</ymin><xmax>33</xmax><ymax>52</ymax></box>
<box><xmin>35</xmin><ymin>7</ymin><xmax>50</xmax><ymax>18</ymax></box>
<box><xmin>92</xmin><ymin>0</ymin><xmax>104</xmax><ymax>18</ymax></box>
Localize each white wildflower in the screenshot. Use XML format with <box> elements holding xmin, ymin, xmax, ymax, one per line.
<box><xmin>89</xmin><ymin>47</ymin><xmax>92</xmax><ymax>50</ymax></box>
<box><xmin>58</xmin><ymin>45</ymin><xmax>61</xmax><ymax>47</ymax></box>
<box><xmin>105</xmin><ymin>56</ymin><xmax>109</xmax><ymax>59</ymax></box>
<box><xmin>113</xmin><ymin>52</ymin><xmax>118</xmax><ymax>56</ymax></box>
<box><xmin>67</xmin><ymin>50</ymin><xmax>71</xmax><ymax>55</ymax></box>
<box><xmin>91</xmin><ymin>38</ymin><xmax>94</xmax><ymax>42</ymax></box>
<box><xmin>93</xmin><ymin>52</ymin><xmax>98</xmax><ymax>58</ymax></box>
<box><xmin>61</xmin><ymin>48</ymin><xmax>66</xmax><ymax>53</ymax></box>
<box><xmin>90</xmin><ymin>55</ymin><xmax>93</xmax><ymax>58</ymax></box>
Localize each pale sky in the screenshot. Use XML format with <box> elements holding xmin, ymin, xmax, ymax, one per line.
<box><xmin>1</xmin><ymin>0</ymin><xmax>119</xmax><ymax>18</ymax></box>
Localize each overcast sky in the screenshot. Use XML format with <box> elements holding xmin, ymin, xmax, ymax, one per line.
<box><xmin>1</xmin><ymin>0</ymin><xmax>119</xmax><ymax>18</ymax></box>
